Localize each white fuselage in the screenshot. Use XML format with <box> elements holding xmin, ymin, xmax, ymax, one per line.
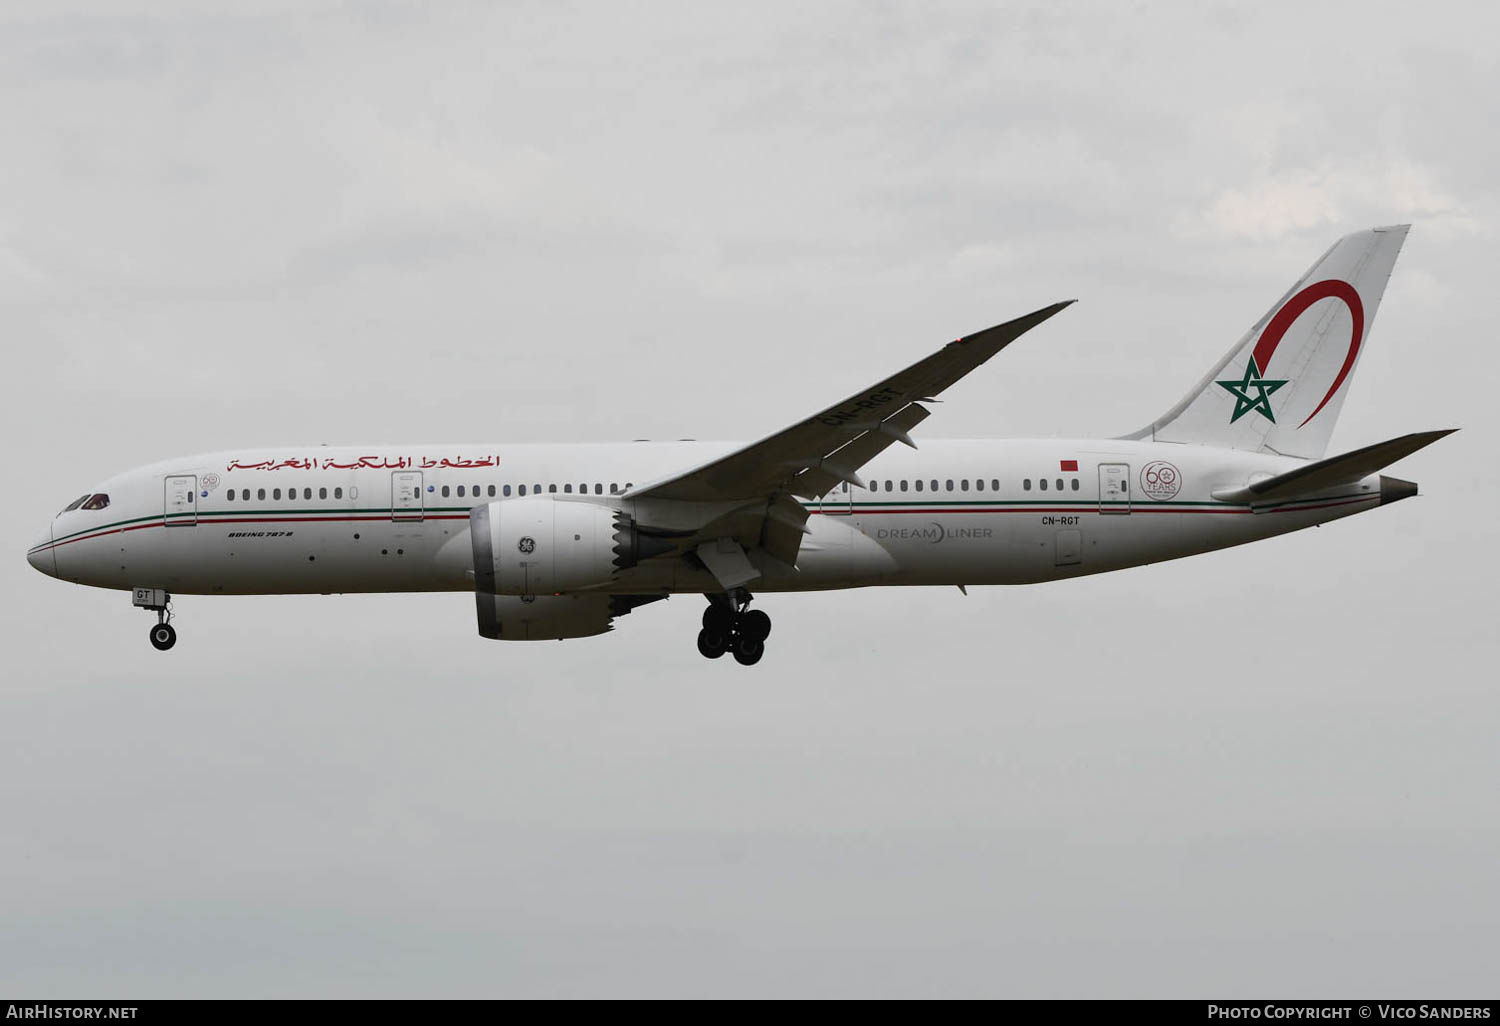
<box><xmin>28</xmin><ymin>438</ymin><xmax>1386</xmax><ymax>597</ymax></box>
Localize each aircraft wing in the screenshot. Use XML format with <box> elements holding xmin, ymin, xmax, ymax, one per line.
<box><xmin>627</xmin><ymin>300</ymin><xmax>1074</xmax><ymax>504</ymax></box>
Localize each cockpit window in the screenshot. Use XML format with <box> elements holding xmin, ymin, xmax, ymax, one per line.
<box><xmin>81</xmin><ymin>494</ymin><xmax>110</xmax><ymax>510</ymax></box>
<box><xmin>60</xmin><ymin>494</ymin><xmax>90</xmax><ymax>515</ymax></box>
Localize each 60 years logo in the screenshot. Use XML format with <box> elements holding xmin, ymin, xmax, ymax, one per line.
<box><xmin>1140</xmin><ymin>461</ymin><xmax>1181</xmax><ymax>502</ymax></box>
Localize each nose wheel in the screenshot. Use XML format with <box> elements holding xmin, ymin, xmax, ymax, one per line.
<box><xmin>133</xmin><ymin>589</ymin><xmax>177</xmax><ymax>651</ymax></box>
<box><xmin>149</xmin><ymin>622</ymin><xmax>177</xmax><ymax>651</ymax></box>
<box><xmin>698</xmin><ymin>595</ymin><xmax>771</xmax><ymax>666</ymax></box>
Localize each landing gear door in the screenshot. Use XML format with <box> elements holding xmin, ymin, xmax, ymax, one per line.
<box><xmin>164</xmin><ymin>475</ymin><xmax>197</xmax><ymax>526</ymax></box>
<box><xmin>1099</xmin><ymin>463</ymin><xmax>1131</xmax><ymax>514</ymax></box>
<box><xmin>392</xmin><ymin>471</ymin><xmax>424</xmax><ymax>521</ymax></box>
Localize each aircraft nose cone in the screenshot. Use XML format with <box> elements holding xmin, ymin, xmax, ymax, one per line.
<box><xmin>27</xmin><ymin>532</ymin><xmax>55</xmax><ymax>577</ymax></box>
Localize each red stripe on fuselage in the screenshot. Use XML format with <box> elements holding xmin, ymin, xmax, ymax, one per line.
<box><xmin>35</xmin><ymin>498</ymin><xmax>1375</xmax><ymax>555</ymax></box>
<box><xmin>32</xmin><ymin>514</ymin><xmax>471</xmax><ymax>554</ymax></box>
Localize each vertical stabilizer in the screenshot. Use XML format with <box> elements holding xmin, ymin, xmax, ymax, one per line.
<box><xmin>1134</xmin><ymin>225</ymin><xmax>1409</xmax><ymax>459</ymax></box>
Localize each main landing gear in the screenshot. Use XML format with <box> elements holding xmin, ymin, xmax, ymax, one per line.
<box><xmin>696</xmin><ymin>593</ymin><xmax>772</xmax><ymax>666</ymax></box>
<box><xmin>134</xmin><ymin>588</ymin><xmax>177</xmax><ymax>651</ymax></box>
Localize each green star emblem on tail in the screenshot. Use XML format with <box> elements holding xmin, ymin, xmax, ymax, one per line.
<box><xmin>1217</xmin><ymin>357</ymin><xmax>1288</xmax><ymax>424</ymax></box>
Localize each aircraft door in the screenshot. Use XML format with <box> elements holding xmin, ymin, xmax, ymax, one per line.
<box><xmin>392</xmin><ymin>471</ymin><xmax>424</xmax><ymax>521</ymax></box>
<box><xmin>1098</xmin><ymin>463</ymin><xmax>1130</xmax><ymax>514</ymax></box>
<box><xmin>818</xmin><ymin>482</ymin><xmax>853</xmax><ymax>516</ymax></box>
<box><xmin>164</xmin><ymin>475</ymin><xmax>197</xmax><ymax>526</ymax></box>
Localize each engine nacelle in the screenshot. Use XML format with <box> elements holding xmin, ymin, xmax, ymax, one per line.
<box><xmin>475</xmin><ymin>594</ymin><xmax>614</xmax><ymax>641</ymax></box>
<box><xmin>469</xmin><ymin>497</ymin><xmax>674</xmax><ymax>598</ymax></box>
<box><xmin>472</xmin><ymin>592</ymin><xmax>667</xmax><ymax>641</ymax></box>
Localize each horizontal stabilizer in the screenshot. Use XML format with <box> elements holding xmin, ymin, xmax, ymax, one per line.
<box><xmin>1212</xmin><ymin>429</ymin><xmax>1455</xmax><ymax>506</ymax></box>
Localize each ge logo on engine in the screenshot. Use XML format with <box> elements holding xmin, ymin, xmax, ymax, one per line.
<box><xmin>1140</xmin><ymin>460</ymin><xmax>1182</xmax><ymax>501</ymax></box>
<box><xmin>517</xmin><ymin>536</ymin><xmax>536</xmax><ymax>554</ymax></box>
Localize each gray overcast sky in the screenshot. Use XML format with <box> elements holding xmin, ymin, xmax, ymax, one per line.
<box><xmin>2</xmin><ymin>0</ymin><xmax>1496</xmax><ymax>998</ymax></box>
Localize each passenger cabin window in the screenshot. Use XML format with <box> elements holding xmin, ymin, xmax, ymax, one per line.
<box><xmin>441</xmin><ymin>486</ymin><xmax>450</xmax><ymax>497</ymax></box>
<box><xmin>930</xmin><ymin>479</ymin><xmax>938</xmax><ymax>491</ymax></box>
<box><xmin>457</xmin><ymin>486</ymin><xmax>465</xmax><ymax>497</ymax></box>
<box><xmin>258</xmin><ymin>489</ymin><xmax>266</xmax><ymax>500</ymax></box>
<box><xmin>548</xmin><ymin>484</ymin><xmax>557</xmax><ymax>494</ymax></box>
<box><xmin>488</xmin><ymin>485</ymin><xmax>496</xmax><ymax>497</ymax></box>
<box><xmin>1071</xmin><ymin>479</ymin><xmax>1080</xmax><ymax>491</ymax></box>
<box><xmin>946</xmin><ymin>480</ymin><xmax>954</xmax><ymax>492</ymax></box>
<box><xmin>594</xmin><ymin>484</ymin><xmax>602</xmax><ymax>495</ymax></box>
<box><xmin>1023</xmin><ymin>479</ymin><xmax>1032</xmax><ymax>491</ymax></box>
<box><xmin>304</xmin><ymin>488</ymin><xmax>312</xmax><ymax>500</ymax></box>
<box><xmin>1039</xmin><ymin>479</ymin><xmax>1048</xmax><ymax>491</ymax></box>
<box><xmin>226</xmin><ymin>491</ymin><xmax>235</xmax><ymax>502</ymax></box>
<box><xmin>991</xmin><ymin>479</ymin><xmax>1000</xmax><ymax>491</ymax></box>
<box><xmin>273</xmin><ymin>488</ymin><xmax>282</xmax><ymax>500</ymax></box>
<box><xmin>334</xmin><ymin>487</ymin><xmax>343</xmax><ymax>499</ymax></box>
<box><xmin>319</xmin><ymin>487</ymin><xmax>328</xmax><ymax>499</ymax></box>
<box><xmin>901</xmin><ymin>480</ymin><xmax>908</xmax><ymax>491</ymax></box>
<box><xmin>915</xmin><ymin>480</ymin><xmax>923</xmax><ymax>492</ymax></box>
<box><xmin>611</xmin><ymin>483</ymin><xmax>619</xmax><ymax>494</ymax></box>
<box><xmin>519</xmin><ymin>485</ymin><xmax>527</xmax><ymax>496</ymax></box>
<box><xmin>1056</xmin><ymin>478</ymin><xmax>1063</xmax><ymax>491</ymax></box>
<box><xmin>976</xmin><ymin>479</ymin><xmax>984</xmax><ymax>492</ymax></box>
<box><xmin>503</xmin><ymin>485</ymin><xmax>511</xmax><ymax>497</ymax></box>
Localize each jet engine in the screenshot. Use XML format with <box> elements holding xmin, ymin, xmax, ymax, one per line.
<box><xmin>469</xmin><ymin>498</ymin><xmax>674</xmax><ymax>598</ymax></box>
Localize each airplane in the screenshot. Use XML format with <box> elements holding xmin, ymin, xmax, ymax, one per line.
<box><xmin>26</xmin><ymin>225</ymin><xmax>1451</xmax><ymax>666</ymax></box>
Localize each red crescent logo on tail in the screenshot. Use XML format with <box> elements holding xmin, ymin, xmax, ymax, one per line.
<box><xmin>1251</xmin><ymin>279</ymin><xmax>1365</xmax><ymax>428</ymax></box>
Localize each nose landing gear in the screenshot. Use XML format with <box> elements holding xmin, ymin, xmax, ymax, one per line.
<box><xmin>697</xmin><ymin>593</ymin><xmax>771</xmax><ymax>666</ymax></box>
<box><xmin>133</xmin><ymin>588</ymin><xmax>177</xmax><ymax>651</ymax></box>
